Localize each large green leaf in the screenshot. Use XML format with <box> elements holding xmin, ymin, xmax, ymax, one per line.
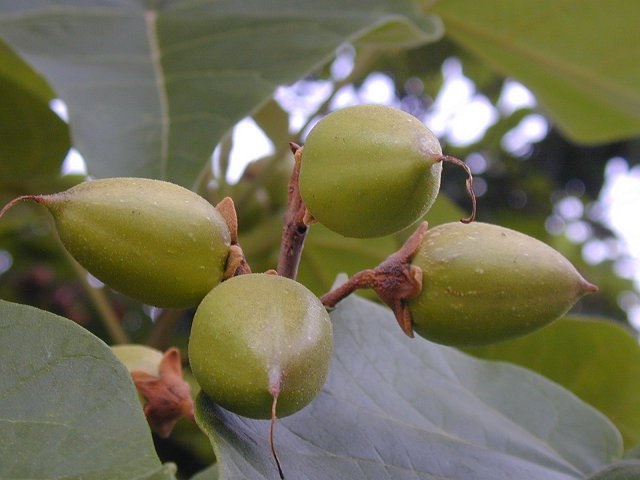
<box><xmin>0</xmin><ymin>1</ymin><xmax>441</xmax><ymax>188</ymax></box>
<box><xmin>0</xmin><ymin>41</ymin><xmax>70</xmax><ymax>196</ymax></box>
<box><xmin>465</xmin><ymin>316</ymin><xmax>640</xmax><ymax>450</ymax></box>
<box><xmin>431</xmin><ymin>0</ymin><xmax>640</xmax><ymax>143</ymax></box>
<box><xmin>0</xmin><ymin>39</ymin><xmax>54</xmax><ymax>101</ymax></box>
<box><xmin>195</xmin><ymin>289</ymin><xmax>622</xmax><ymax>479</ymax></box>
<box><xmin>0</xmin><ymin>300</ymin><xmax>176</xmax><ymax>480</ymax></box>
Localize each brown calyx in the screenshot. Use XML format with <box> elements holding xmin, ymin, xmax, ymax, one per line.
<box><xmin>321</xmin><ymin>222</ymin><xmax>428</xmax><ymax>337</ymax></box>
<box><xmin>216</xmin><ymin>197</ymin><xmax>252</xmax><ymax>277</ymax></box>
<box><xmin>131</xmin><ymin>347</ymin><xmax>194</xmax><ymax>438</ymax></box>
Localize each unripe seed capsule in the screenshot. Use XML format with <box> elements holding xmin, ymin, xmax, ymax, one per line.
<box><xmin>409</xmin><ymin>222</ymin><xmax>597</xmax><ymax>346</ymax></box>
<box><xmin>189</xmin><ymin>273</ymin><xmax>333</xmax><ymax>419</ymax></box>
<box><xmin>299</xmin><ymin>104</ymin><xmax>444</xmax><ymax>238</ymax></box>
<box><xmin>2</xmin><ymin>178</ymin><xmax>231</xmax><ymax>308</ymax></box>
<box><xmin>112</xmin><ymin>344</ymin><xmax>164</xmax><ymax>376</ymax></box>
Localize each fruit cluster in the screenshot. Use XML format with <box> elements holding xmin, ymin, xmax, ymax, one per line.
<box><xmin>0</xmin><ymin>104</ymin><xmax>597</xmax><ymax>477</ymax></box>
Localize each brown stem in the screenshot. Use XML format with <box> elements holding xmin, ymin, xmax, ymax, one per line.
<box><xmin>269</xmin><ymin>392</ymin><xmax>285</xmax><ymax>480</ymax></box>
<box><xmin>276</xmin><ymin>143</ymin><xmax>310</xmax><ymax>279</ymax></box>
<box><xmin>439</xmin><ymin>155</ymin><xmax>477</xmax><ymax>223</ymax></box>
<box><xmin>320</xmin><ymin>269</ymin><xmax>377</xmax><ymax>308</ymax></box>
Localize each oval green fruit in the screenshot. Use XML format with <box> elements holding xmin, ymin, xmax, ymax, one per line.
<box><xmin>408</xmin><ymin>222</ymin><xmax>598</xmax><ymax>346</ymax></box>
<box><xmin>299</xmin><ymin>104</ymin><xmax>443</xmax><ymax>238</ymax></box>
<box><xmin>24</xmin><ymin>178</ymin><xmax>231</xmax><ymax>308</ymax></box>
<box><xmin>189</xmin><ymin>273</ymin><xmax>333</xmax><ymax>419</ymax></box>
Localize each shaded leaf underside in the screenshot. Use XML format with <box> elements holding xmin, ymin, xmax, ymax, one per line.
<box><xmin>0</xmin><ymin>1</ymin><xmax>441</xmax><ymax>188</ymax></box>
<box><xmin>0</xmin><ymin>300</ymin><xmax>175</xmax><ymax>480</ymax></box>
<box><xmin>196</xmin><ymin>291</ymin><xmax>622</xmax><ymax>479</ymax></box>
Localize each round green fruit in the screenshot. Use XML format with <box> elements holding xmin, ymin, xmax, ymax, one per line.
<box><xmin>189</xmin><ymin>273</ymin><xmax>333</xmax><ymax>419</ymax></box>
<box><xmin>14</xmin><ymin>178</ymin><xmax>231</xmax><ymax>308</ymax></box>
<box><xmin>408</xmin><ymin>222</ymin><xmax>598</xmax><ymax>346</ymax></box>
<box><xmin>299</xmin><ymin>104</ymin><xmax>443</xmax><ymax>238</ymax></box>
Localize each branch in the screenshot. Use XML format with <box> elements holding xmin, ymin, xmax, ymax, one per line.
<box><xmin>276</xmin><ymin>143</ymin><xmax>310</xmax><ymax>279</ymax></box>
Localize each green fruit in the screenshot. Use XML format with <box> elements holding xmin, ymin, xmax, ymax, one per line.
<box><xmin>408</xmin><ymin>222</ymin><xmax>598</xmax><ymax>346</ymax></box>
<box><xmin>189</xmin><ymin>273</ymin><xmax>333</xmax><ymax>419</ymax></box>
<box><xmin>16</xmin><ymin>178</ymin><xmax>231</xmax><ymax>308</ymax></box>
<box><xmin>111</xmin><ymin>344</ymin><xmax>164</xmax><ymax>376</ymax></box>
<box><xmin>111</xmin><ymin>344</ymin><xmax>164</xmax><ymax>404</ymax></box>
<box><xmin>299</xmin><ymin>104</ymin><xmax>443</xmax><ymax>238</ymax></box>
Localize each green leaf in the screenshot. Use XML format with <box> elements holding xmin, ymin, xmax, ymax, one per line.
<box><xmin>0</xmin><ymin>300</ymin><xmax>176</xmax><ymax>480</ymax></box>
<box><xmin>0</xmin><ymin>75</ymin><xmax>71</xmax><ymax>195</ymax></box>
<box><xmin>0</xmin><ymin>40</ymin><xmax>71</xmax><ymax>195</ymax></box>
<box><xmin>0</xmin><ymin>1</ymin><xmax>441</xmax><ymax>188</ymax></box>
<box><xmin>465</xmin><ymin>316</ymin><xmax>640</xmax><ymax>450</ymax></box>
<box><xmin>431</xmin><ymin>0</ymin><xmax>640</xmax><ymax>143</ymax></box>
<box><xmin>195</xmin><ymin>291</ymin><xmax>622</xmax><ymax>479</ymax></box>
<box><xmin>0</xmin><ymin>39</ymin><xmax>55</xmax><ymax>101</ymax></box>
<box><xmin>251</xmin><ymin>99</ymin><xmax>290</xmax><ymax>155</ymax></box>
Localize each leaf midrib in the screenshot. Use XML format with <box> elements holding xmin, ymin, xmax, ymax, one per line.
<box><xmin>144</xmin><ymin>8</ymin><xmax>169</xmax><ymax>179</ymax></box>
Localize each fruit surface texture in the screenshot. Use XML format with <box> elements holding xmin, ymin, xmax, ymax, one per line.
<box><xmin>40</xmin><ymin>178</ymin><xmax>231</xmax><ymax>307</ymax></box>
<box><xmin>409</xmin><ymin>222</ymin><xmax>597</xmax><ymax>346</ymax></box>
<box><xmin>299</xmin><ymin>104</ymin><xmax>443</xmax><ymax>238</ymax></box>
<box><xmin>189</xmin><ymin>273</ymin><xmax>333</xmax><ymax>419</ymax></box>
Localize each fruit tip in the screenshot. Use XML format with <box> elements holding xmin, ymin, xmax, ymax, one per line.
<box><xmin>578</xmin><ymin>275</ymin><xmax>598</xmax><ymax>294</ymax></box>
<box><xmin>583</xmin><ymin>279</ymin><xmax>599</xmax><ymax>294</ymax></box>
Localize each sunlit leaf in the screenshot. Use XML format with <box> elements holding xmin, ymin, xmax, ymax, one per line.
<box><xmin>432</xmin><ymin>0</ymin><xmax>640</xmax><ymax>143</ymax></box>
